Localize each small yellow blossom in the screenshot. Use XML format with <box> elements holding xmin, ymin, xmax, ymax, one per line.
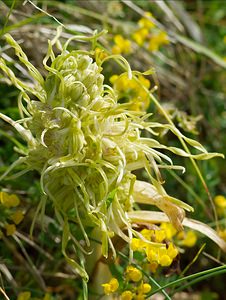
<box><xmin>138</xmin><ymin>283</ymin><xmax>152</xmax><ymax>294</ymax></box>
<box><xmin>131</xmin><ymin>238</ymin><xmax>144</xmax><ymax>251</ymax></box>
<box><xmin>126</xmin><ymin>266</ymin><xmax>142</xmax><ymax>282</ymax></box>
<box><xmin>0</xmin><ymin>191</ymin><xmax>20</xmax><ymax>208</ymax></box>
<box><xmin>218</xmin><ymin>229</ymin><xmax>226</xmax><ymax>241</ymax></box>
<box><xmin>181</xmin><ymin>230</ymin><xmax>197</xmax><ymax>247</ymax></box>
<box><xmin>146</xmin><ymin>247</ymin><xmax>158</xmax><ymax>262</ymax></box>
<box><xmin>154</xmin><ymin>230</ymin><xmax>166</xmax><ymax>242</ymax></box>
<box><xmin>148</xmin><ymin>31</ymin><xmax>169</xmax><ymax>52</ymax></box>
<box><xmin>140</xmin><ymin>229</ymin><xmax>153</xmax><ymax>240</ymax></box>
<box><xmin>132</xmin><ymin>28</ymin><xmax>149</xmax><ymax>46</ymax></box>
<box><xmin>112</xmin><ymin>35</ymin><xmax>132</xmax><ymax>55</ymax></box>
<box><xmin>149</xmin><ymin>261</ymin><xmax>158</xmax><ymax>273</ymax></box>
<box><xmin>167</xmin><ymin>243</ymin><xmax>178</xmax><ymax>259</ymax></box>
<box><xmin>121</xmin><ymin>290</ymin><xmax>133</xmax><ymax>300</ymax></box>
<box><xmin>134</xmin><ymin>294</ymin><xmax>145</xmax><ymax>300</ymax></box>
<box><xmin>102</xmin><ymin>278</ymin><xmax>119</xmax><ymax>295</ymax></box>
<box><xmin>95</xmin><ymin>47</ymin><xmax>107</xmax><ymax>62</ymax></box>
<box><xmin>223</xmin><ymin>35</ymin><xmax>226</xmax><ymax>44</ymax></box>
<box><xmin>17</xmin><ymin>291</ymin><xmax>31</xmax><ymax>300</ymax></box>
<box><xmin>11</xmin><ymin>210</ymin><xmax>24</xmax><ymax>225</ymax></box>
<box><xmin>160</xmin><ymin>222</ymin><xmax>177</xmax><ymax>239</ymax></box>
<box><xmin>214</xmin><ymin>195</ymin><xmax>226</xmax><ymax>208</ymax></box>
<box><xmin>5</xmin><ymin>224</ymin><xmax>16</xmax><ymax>236</ymax></box>
<box><xmin>138</xmin><ymin>12</ymin><xmax>155</xmax><ymax>29</ymax></box>
<box><xmin>110</xmin><ymin>73</ymin><xmax>151</xmax><ymax>111</ymax></box>
<box><xmin>159</xmin><ymin>254</ymin><xmax>172</xmax><ymax>267</ymax></box>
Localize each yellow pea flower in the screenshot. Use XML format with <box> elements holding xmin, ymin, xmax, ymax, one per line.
<box><xmin>138</xmin><ymin>12</ymin><xmax>155</xmax><ymax>29</ymax></box>
<box><xmin>11</xmin><ymin>210</ymin><xmax>24</xmax><ymax>225</ymax></box>
<box><xmin>112</xmin><ymin>35</ymin><xmax>132</xmax><ymax>55</ymax></box>
<box><xmin>149</xmin><ymin>261</ymin><xmax>158</xmax><ymax>273</ymax></box>
<box><xmin>121</xmin><ymin>290</ymin><xmax>133</xmax><ymax>300</ymax></box>
<box><xmin>5</xmin><ymin>224</ymin><xmax>16</xmax><ymax>236</ymax></box>
<box><xmin>138</xmin><ymin>283</ymin><xmax>152</xmax><ymax>294</ymax></box>
<box><xmin>102</xmin><ymin>278</ymin><xmax>119</xmax><ymax>295</ymax></box>
<box><xmin>132</xmin><ymin>28</ymin><xmax>149</xmax><ymax>46</ymax></box>
<box><xmin>141</xmin><ymin>228</ymin><xmax>154</xmax><ymax>240</ymax></box>
<box><xmin>134</xmin><ymin>294</ymin><xmax>145</xmax><ymax>300</ymax></box>
<box><xmin>159</xmin><ymin>254</ymin><xmax>172</xmax><ymax>267</ymax></box>
<box><xmin>218</xmin><ymin>229</ymin><xmax>226</xmax><ymax>241</ymax></box>
<box><xmin>95</xmin><ymin>47</ymin><xmax>107</xmax><ymax>62</ymax></box>
<box><xmin>131</xmin><ymin>238</ymin><xmax>144</xmax><ymax>251</ymax></box>
<box><xmin>181</xmin><ymin>230</ymin><xmax>197</xmax><ymax>247</ymax></box>
<box><xmin>148</xmin><ymin>31</ymin><xmax>169</xmax><ymax>52</ymax></box>
<box><xmin>17</xmin><ymin>292</ymin><xmax>31</xmax><ymax>300</ymax></box>
<box><xmin>0</xmin><ymin>191</ymin><xmax>20</xmax><ymax>208</ymax></box>
<box><xmin>167</xmin><ymin>243</ymin><xmax>178</xmax><ymax>259</ymax></box>
<box><xmin>160</xmin><ymin>222</ymin><xmax>177</xmax><ymax>239</ymax></box>
<box><xmin>126</xmin><ymin>266</ymin><xmax>142</xmax><ymax>282</ymax></box>
<box><xmin>146</xmin><ymin>247</ymin><xmax>158</xmax><ymax>262</ymax></box>
<box><xmin>214</xmin><ymin>195</ymin><xmax>226</xmax><ymax>208</ymax></box>
<box><xmin>154</xmin><ymin>230</ymin><xmax>166</xmax><ymax>242</ymax></box>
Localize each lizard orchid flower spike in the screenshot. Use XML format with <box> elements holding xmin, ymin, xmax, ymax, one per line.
<box><xmin>0</xmin><ymin>28</ymin><xmax>225</xmax><ymax>283</ymax></box>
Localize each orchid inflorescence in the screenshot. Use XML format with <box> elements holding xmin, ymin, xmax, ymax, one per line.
<box><xmin>0</xmin><ymin>28</ymin><xmax>225</xmax><ymax>295</ymax></box>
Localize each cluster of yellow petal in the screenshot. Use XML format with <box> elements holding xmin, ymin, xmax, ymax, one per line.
<box><xmin>112</xmin><ymin>35</ymin><xmax>132</xmax><ymax>55</ymax></box>
<box><xmin>132</xmin><ymin>11</ymin><xmax>169</xmax><ymax>51</ymax></box>
<box><xmin>148</xmin><ymin>31</ymin><xmax>169</xmax><ymax>52</ymax></box>
<box><xmin>214</xmin><ymin>194</ymin><xmax>226</xmax><ymax>217</ymax></box>
<box><xmin>0</xmin><ymin>191</ymin><xmax>24</xmax><ymax>236</ymax></box>
<box><xmin>131</xmin><ymin>228</ymin><xmax>178</xmax><ymax>269</ymax></box>
<box><xmin>110</xmin><ymin>73</ymin><xmax>151</xmax><ymax>111</ymax></box>
<box><xmin>146</xmin><ymin>243</ymin><xmax>178</xmax><ymax>267</ymax></box>
<box><xmin>126</xmin><ymin>265</ymin><xmax>142</xmax><ymax>282</ymax></box>
<box><xmin>214</xmin><ymin>195</ymin><xmax>226</xmax><ymax>209</ymax></box>
<box><xmin>0</xmin><ymin>191</ymin><xmax>20</xmax><ymax>207</ymax></box>
<box><xmin>131</xmin><ymin>224</ymin><xmax>199</xmax><ymax>272</ymax></box>
<box><xmin>102</xmin><ymin>278</ymin><xmax>119</xmax><ymax>295</ymax></box>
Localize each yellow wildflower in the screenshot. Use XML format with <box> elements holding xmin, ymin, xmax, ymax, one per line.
<box><xmin>223</xmin><ymin>35</ymin><xmax>226</xmax><ymax>44</ymax></box>
<box><xmin>149</xmin><ymin>261</ymin><xmax>158</xmax><ymax>273</ymax></box>
<box><xmin>95</xmin><ymin>47</ymin><xmax>107</xmax><ymax>62</ymax></box>
<box><xmin>146</xmin><ymin>247</ymin><xmax>158</xmax><ymax>262</ymax></box>
<box><xmin>0</xmin><ymin>191</ymin><xmax>20</xmax><ymax>208</ymax></box>
<box><xmin>102</xmin><ymin>278</ymin><xmax>119</xmax><ymax>295</ymax></box>
<box><xmin>11</xmin><ymin>210</ymin><xmax>24</xmax><ymax>225</ymax></box>
<box><xmin>110</xmin><ymin>73</ymin><xmax>151</xmax><ymax>111</ymax></box>
<box><xmin>159</xmin><ymin>254</ymin><xmax>172</xmax><ymax>267</ymax></box>
<box><xmin>148</xmin><ymin>31</ymin><xmax>169</xmax><ymax>52</ymax></box>
<box><xmin>160</xmin><ymin>222</ymin><xmax>177</xmax><ymax>239</ymax></box>
<box><xmin>134</xmin><ymin>294</ymin><xmax>145</xmax><ymax>300</ymax></box>
<box><xmin>112</xmin><ymin>35</ymin><xmax>132</xmax><ymax>55</ymax></box>
<box><xmin>121</xmin><ymin>290</ymin><xmax>133</xmax><ymax>300</ymax></box>
<box><xmin>126</xmin><ymin>266</ymin><xmax>142</xmax><ymax>282</ymax></box>
<box><xmin>167</xmin><ymin>243</ymin><xmax>178</xmax><ymax>259</ymax></box>
<box><xmin>5</xmin><ymin>224</ymin><xmax>16</xmax><ymax>236</ymax></box>
<box><xmin>138</xmin><ymin>283</ymin><xmax>152</xmax><ymax>294</ymax></box>
<box><xmin>131</xmin><ymin>238</ymin><xmax>144</xmax><ymax>251</ymax></box>
<box><xmin>214</xmin><ymin>195</ymin><xmax>226</xmax><ymax>208</ymax></box>
<box><xmin>218</xmin><ymin>229</ymin><xmax>226</xmax><ymax>241</ymax></box>
<box><xmin>181</xmin><ymin>230</ymin><xmax>197</xmax><ymax>247</ymax></box>
<box><xmin>141</xmin><ymin>229</ymin><xmax>153</xmax><ymax>240</ymax></box>
<box><xmin>132</xmin><ymin>28</ymin><xmax>149</xmax><ymax>46</ymax></box>
<box><xmin>138</xmin><ymin>12</ymin><xmax>155</xmax><ymax>29</ymax></box>
<box><xmin>154</xmin><ymin>230</ymin><xmax>166</xmax><ymax>242</ymax></box>
<box><xmin>17</xmin><ymin>292</ymin><xmax>31</xmax><ymax>300</ymax></box>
